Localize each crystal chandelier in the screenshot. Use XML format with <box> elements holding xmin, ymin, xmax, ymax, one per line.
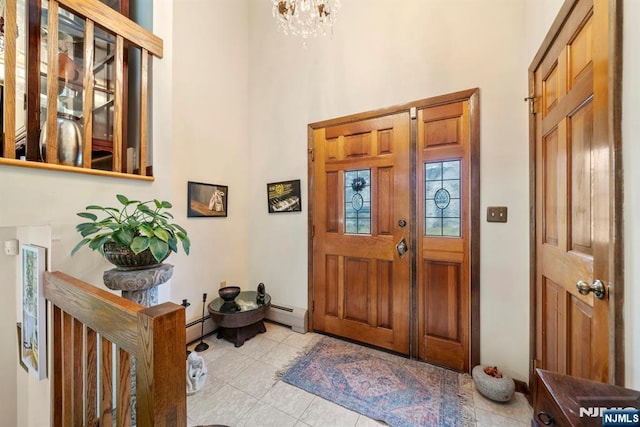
<box><xmin>272</xmin><ymin>0</ymin><xmax>341</xmax><ymax>41</ymax></box>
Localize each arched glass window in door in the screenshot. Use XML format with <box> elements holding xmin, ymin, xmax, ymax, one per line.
<box><xmin>425</xmin><ymin>160</ymin><xmax>461</xmax><ymax>237</ymax></box>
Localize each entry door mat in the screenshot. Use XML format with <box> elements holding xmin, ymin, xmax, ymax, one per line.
<box><xmin>280</xmin><ymin>336</ymin><xmax>476</xmax><ymax>427</ymax></box>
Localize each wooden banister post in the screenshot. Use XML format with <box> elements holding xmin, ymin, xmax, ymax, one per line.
<box><xmin>3</xmin><ymin>0</ymin><xmax>17</xmax><ymax>159</ymax></box>
<box><xmin>136</xmin><ymin>303</ymin><xmax>186</xmax><ymax>427</ymax></box>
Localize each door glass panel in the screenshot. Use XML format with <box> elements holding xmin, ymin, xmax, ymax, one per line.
<box><xmin>345</xmin><ymin>169</ymin><xmax>371</xmax><ymax>235</ymax></box>
<box><xmin>424</xmin><ymin>160</ymin><xmax>461</xmax><ymax>237</ymax></box>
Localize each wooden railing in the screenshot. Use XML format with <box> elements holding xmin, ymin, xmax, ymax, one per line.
<box><xmin>1</xmin><ymin>0</ymin><xmax>163</xmax><ymax>178</ymax></box>
<box><xmin>44</xmin><ymin>271</ymin><xmax>186</xmax><ymax>427</ymax></box>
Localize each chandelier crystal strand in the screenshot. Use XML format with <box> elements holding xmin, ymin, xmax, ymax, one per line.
<box><xmin>272</xmin><ymin>0</ymin><xmax>340</xmax><ymax>42</ymax></box>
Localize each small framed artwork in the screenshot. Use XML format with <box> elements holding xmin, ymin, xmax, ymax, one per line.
<box><xmin>267</xmin><ymin>179</ymin><xmax>302</xmax><ymax>213</ymax></box>
<box><xmin>21</xmin><ymin>244</ymin><xmax>47</xmax><ymax>380</ymax></box>
<box><xmin>187</xmin><ymin>181</ymin><xmax>228</xmax><ymax>217</ymax></box>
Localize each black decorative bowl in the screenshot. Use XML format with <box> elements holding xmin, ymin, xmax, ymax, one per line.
<box><xmin>218</xmin><ymin>286</ymin><xmax>241</xmax><ymax>302</ymax></box>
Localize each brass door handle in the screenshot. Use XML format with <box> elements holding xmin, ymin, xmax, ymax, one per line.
<box><xmin>576</xmin><ymin>280</ymin><xmax>606</xmax><ymax>299</ymax></box>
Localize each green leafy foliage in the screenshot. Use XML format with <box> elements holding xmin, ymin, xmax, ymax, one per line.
<box><xmin>71</xmin><ymin>194</ymin><xmax>191</xmax><ymax>262</ymax></box>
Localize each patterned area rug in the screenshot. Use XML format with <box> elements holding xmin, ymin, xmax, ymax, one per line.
<box><xmin>280</xmin><ymin>336</ymin><xmax>475</xmax><ymax>427</ymax></box>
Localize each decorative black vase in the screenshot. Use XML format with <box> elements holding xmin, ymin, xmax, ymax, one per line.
<box><xmin>219</xmin><ymin>286</ymin><xmax>241</xmax><ymax>312</ymax></box>
<box><xmin>218</xmin><ymin>286</ymin><xmax>241</xmax><ymax>302</ymax></box>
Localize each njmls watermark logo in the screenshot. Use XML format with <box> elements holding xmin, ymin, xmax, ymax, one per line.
<box><xmin>578</xmin><ymin>396</ymin><xmax>640</xmax><ymax>426</ymax></box>
<box><xmin>601</xmin><ymin>409</ymin><xmax>640</xmax><ymax>426</ymax></box>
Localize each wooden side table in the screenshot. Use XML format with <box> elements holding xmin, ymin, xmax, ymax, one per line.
<box><xmin>533</xmin><ymin>369</ymin><xmax>640</xmax><ymax>426</ymax></box>
<box><xmin>208</xmin><ymin>291</ymin><xmax>271</xmax><ymax>347</ymax></box>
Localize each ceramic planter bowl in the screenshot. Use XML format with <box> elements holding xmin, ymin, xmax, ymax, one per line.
<box><xmin>472</xmin><ymin>365</ymin><xmax>515</xmax><ymax>402</ymax></box>
<box><xmin>103</xmin><ymin>242</ymin><xmax>168</xmax><ymax>270</ymax></box>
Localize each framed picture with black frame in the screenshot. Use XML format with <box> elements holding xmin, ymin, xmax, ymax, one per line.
<box><xmin>267</xmin><ymin>179</ymin><xmax>302</xmax><ymax>213</ymax></box>
<box><xmin>187</xmin><ymin>181</ymin><xmax>228</xmax><ymax>217</ymax></box>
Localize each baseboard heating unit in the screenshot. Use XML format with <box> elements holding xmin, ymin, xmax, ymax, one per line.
<box><xmin>266</xmin><ymin>303</ymin><xmax>308</xmax><ymax>334</ymax></box>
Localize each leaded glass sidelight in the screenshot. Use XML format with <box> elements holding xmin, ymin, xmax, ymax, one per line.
<box><xmin>425</xmin><ymin>160</ymin><xmax>461</xmax><ymax>236</ymax></box>
<box><xmin>345</xmin><ymin>169</ymin><xmax>371</xmax><ymax>234</ymax></box>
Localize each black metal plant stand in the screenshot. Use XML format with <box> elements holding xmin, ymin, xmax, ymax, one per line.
<box><xmin>194</xmin><ymin>293</ymin><xmax>209</xmax><ymax>352</ymax></box>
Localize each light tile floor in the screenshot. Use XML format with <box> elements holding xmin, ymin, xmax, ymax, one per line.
<box><xmin>187</xmin><ymin>322</ymin><xmax>533</xmax><ymax>427</ymax></box>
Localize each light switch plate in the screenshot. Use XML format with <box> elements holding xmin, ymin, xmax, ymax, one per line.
<box><xmin>487</xmin><ymin>206</ymin><xmax>508</xmax><ymax>223</ymax></box>
<box><xmin>4</xmin><ymin>239</ymin><xmax>18</xmax><ymax>255</ymax></box>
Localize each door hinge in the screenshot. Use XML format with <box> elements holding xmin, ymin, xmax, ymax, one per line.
<box><xmin>524</xmin><ymin>95</ymin><xmax>537</xmax><ymax>114</ymax></box>
<box><xmin>312</xmin><ymin>224</ymin><xmax>315</xmax><ymax>237</ymax></box>
<box><xmin>410</xmin><ymin>106</ymin><xmax>417</xmax><ymax>120</ymax></box>
<box><xmin>531</xmin><ymin>359</ymin><xmax>541</xmax><ymax>375</ymax></box>
<box><xmin>312</xmin><ymin>300</ymin><xmax>315</xmax><ymax>313</ymax></box>
<box><xmin>308</xmin><ymin>148</ymin><xmax>314</xmax><ymax>161</ymax></box>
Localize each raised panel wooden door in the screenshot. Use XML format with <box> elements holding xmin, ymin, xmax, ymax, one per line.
<box><xmin>311</xmin><ymin>112</ymin><xmax>411</xmax><ymax>354</ymax></box>
<box><xmin>416</xmin><ymin>100</ymin><xmax>473</xmax><ymax>372</ymax></box>
<box><xmin>532</xmin><ymin>0</ymin><xmax>615</xmax><ymax>382</ymax></box>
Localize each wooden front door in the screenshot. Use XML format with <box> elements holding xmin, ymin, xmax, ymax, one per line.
<box><xmin>310</xmin><ymin>90</ymin><xmax>480</xmax><ymax>368</ymax></box>
<box><xmin>531</xmin><ymin>0</ymin><xmax>621</xmax><ymax>383</ymax></box>
<box><xmin>416</xmin><ymin>93</ymin><xmax>479</xmax><ymax>373</ymax></box>
<box><xmin>311</xmin><ymin>112</ymin><xmax>411</xmax><ymax>354</ymax></box>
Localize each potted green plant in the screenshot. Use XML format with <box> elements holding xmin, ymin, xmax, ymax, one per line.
<box><xmin>71</xmin><ymin>194</ymin><xmax>190</xmax><ymax>269</ymax></box>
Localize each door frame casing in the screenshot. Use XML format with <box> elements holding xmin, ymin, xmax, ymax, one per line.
<box><xmin>307</xmin><ymin>88</ymin><xmax>480</xmax><ymax>369</ymax></box>
<box><xmin>528</xmin><ymin>0</ymin><xmax>624</xmax><ymax>386</ymax></box>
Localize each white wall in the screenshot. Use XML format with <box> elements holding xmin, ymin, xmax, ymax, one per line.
<box><xmin>247</xmin><ymin>0</ymin><xmax>532</xmax><ymax>380</ymax></box>
<box><xmin>171</xmin><ymin>0</ymin><xmax>250</xmax><ymax>342</ymax></box>
<box><xmin>0</xmin><ymin>228</ymin><xmax>18</xmax><ymax>426</ymax></box>
<box><xmin>525</xmin><ymin>0</ymin><xmax>565</xmax><ymax>57</ymax></box>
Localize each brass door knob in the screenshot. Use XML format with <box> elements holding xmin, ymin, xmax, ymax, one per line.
<box><xmin>576</xmin><ymin>280</ymin><xmax>606</xmax><ymax>299</ymax></box>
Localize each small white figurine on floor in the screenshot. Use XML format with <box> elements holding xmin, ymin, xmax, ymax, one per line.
<box><xmin>186</xmin><ymin>351</ymin><xmax>207</xmax><ymax>395</ymax></box>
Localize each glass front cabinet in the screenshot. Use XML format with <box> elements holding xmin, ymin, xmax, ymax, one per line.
<box><xmin>1</xmin><ymin>0</ymin><xmax>160</xmax><ymax>178</ymax></box>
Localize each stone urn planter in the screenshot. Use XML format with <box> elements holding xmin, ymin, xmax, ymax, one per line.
<box><xmin>472</xmin><ymin>365</ymin><xmax>515</xmax><ymax>402</ymax></box>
